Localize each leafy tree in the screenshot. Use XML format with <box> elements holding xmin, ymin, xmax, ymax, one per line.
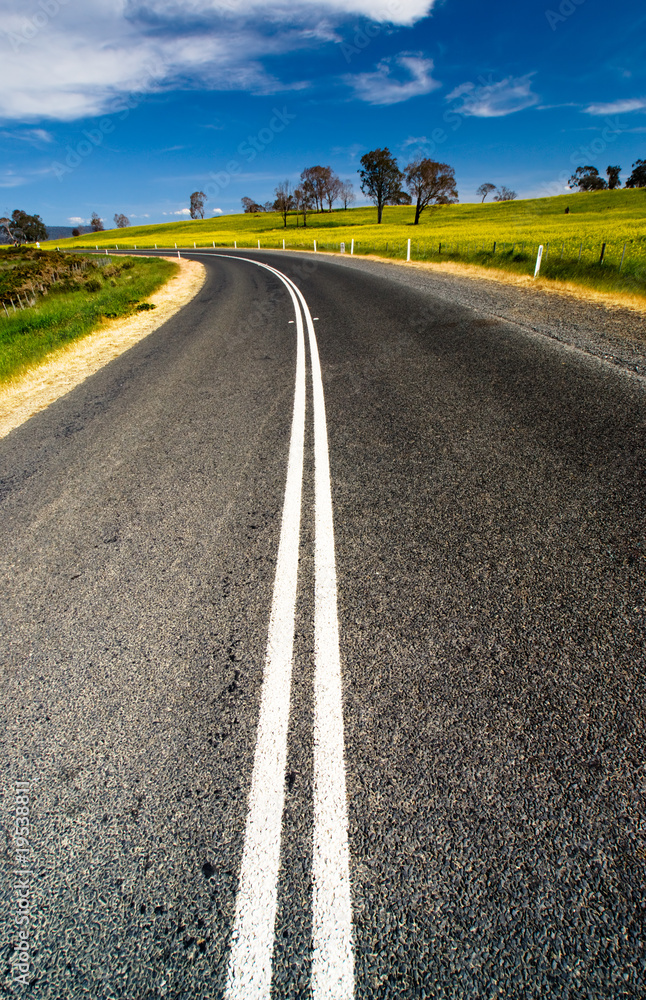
<box><xmin>626</xmin><ymin>159</ymin><xmax>646</xmax><ymax>188</ymax></box>
<box><xmin>476</xmin><ymin>182</ymin><xmax>496</xmax><ymax>203</ymax></box>
<box><xmin>263</xmin><ymin>201</ymin><xmax>274</xmax><ymax>213</ymax></box>
<box><xmin>274</xmin><ymin>181</ymin><xmax>295</xmax><ymax>228</ymax></box>
<box><xmin>241</xmin><ymin>197</ymin><xmax>264</xmax><ymax>213</ymax></box>
<box><xmin>190</xmin><ymin>191</ymin><xmax>207</xmax><ymax>219</ymax></box>
<box><xmin>493</xmin><ymin>186</ymin><xmax>517</xmax><ymax>202</ymax></box>
<box><xmin>358</xmin><ymin>148</ymin><xmax>406</xmax><ymax>224</ymax></box>
<box><xmin>113</xmin><ymin>213</ymin><xmax>130</xmax><ymax>228</ymax></box>
<box><xmin>339</xmin><ymin>180</ymin><xmax>355</xmax><ymax>210</ymax></box>
<box><xmin>10</xmin><ymin>209</ymin><xmax>47</xmax><ymax>242</ymax></box>
<box><xmin>568</xmin><ymin>166</ymin><xmax>607</xmax><ymax>191</ymax></box>
<box><xmin>405</xmin><ymin>159</ymin><xmax>458</xmax><ymax>225</ymax></box>
<box><xmin>606</xmin><ymin>165</ymin><xmax>621</xmax><ymax>189</ymax></box>
<box><xmin>0</xmin><ymin>217</ymin><xmax>26</xmax><ymax>244</ymax></box>
<box><xmin>72</xmin><ymin>228</ymin><xmax>81</xmax><ymax>237</ymax></box>
<box><xmin>90</xmin><ymin>212</ymin><xmax>104</xmax><ymax>232</ymax></box>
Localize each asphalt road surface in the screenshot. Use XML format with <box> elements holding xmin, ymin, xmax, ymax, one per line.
<box><xmin>2</xmin><ymin>250</ymin><xmax>645</xmax><ymax>1000</ymax></box>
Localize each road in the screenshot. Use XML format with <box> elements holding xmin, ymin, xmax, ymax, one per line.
<box><xmin>2</xmin><ymin>250</ymin><xmax>645</xmax><ymax>999</ymax></box>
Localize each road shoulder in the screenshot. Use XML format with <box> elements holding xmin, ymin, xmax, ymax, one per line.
<box><xmin>0</xmin><ymin>257</ymin><xmax>206</xmax><ymax>439</ymax></box>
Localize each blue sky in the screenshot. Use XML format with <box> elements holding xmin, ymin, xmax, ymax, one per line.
<box><xmin>1</xmin><ymin>0</ymin><xmax>645</xmax><ymax>226</ymax></box>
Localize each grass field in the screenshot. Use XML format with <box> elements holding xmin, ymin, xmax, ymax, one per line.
<box><xmin>0</xmin><ymin>250</ymin><xmax>177</xmax><ymax>383</ymax></box>
<box><xmin>42</xmin><ymin>188</ymin><xmax>646</xmax><ymax>298</ymax></box>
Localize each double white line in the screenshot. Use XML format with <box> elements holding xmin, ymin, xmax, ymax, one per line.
<box><xmin>222</xmin><ymin>258</ymin><xmax>354</xmax><ymax>999</ymax></box>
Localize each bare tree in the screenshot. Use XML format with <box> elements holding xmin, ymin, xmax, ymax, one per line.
<box><xmin>241</xmin><ymin>197</ymin><xmax>264</xmax><ymax>213</ymax></box>
<box><xmin>339</xmin><ymin>180</ymin><xmax>355</xmax><ymax>210</ymax></box>
<box><xmin>405</xmin><ymin>159</ymin><xmax>458</xmax><ymax>224</ymax></box>
<box><xmin>113</xmin><ymin>213</ymin><xmax>130</xmax><ymax>228</ymax></box>
<box><xmin>493</xmin><ymin>186</ymin><xmax>517</xmax><ymax>201</ymax></box>
<box><xmin>476</xmin><ymin>182</ymin><xmax>496</xmax><ymax>203</ymax></box>
<box><xmin>190</xmin><ymin>191</ymin><xmax>207</xmax><ymax>219</ymax></box>
<box><xmin>300</xmin><ymin>166</ymin><xmax>335</xmax><ymax>212</ymax></box>
<box><xmin>323</xmin><ymin>171</ymin><xmax>342</xmax><ymax>211</ymax></box>
<box><xmin>90</xmin><ymin>212</ymin><xmax>104</xmax><ymax>232</ymax></box>
<box><xmin>274</xmin><ymin>180</ymin><xmax>294</xmax><ymax>228</ymax></box>
<box><xmin>293</xmin><ymin>184</ymin><xmax>313</xmax><ymax>227</ymax></box>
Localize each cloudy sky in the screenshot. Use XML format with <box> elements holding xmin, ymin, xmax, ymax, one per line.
<box><xmin>1</xmin><ymin>0</ymin><xmax>644</xmax><ymax>225</ymax></box>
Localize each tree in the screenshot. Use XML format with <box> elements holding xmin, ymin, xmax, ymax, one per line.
<box><xmin>113</xmin><ymin>213</ymin><xmax>130</xmax><ymax>228</ymax></box>
<box><xmin>72</xmin><ymin>228</ymin><xmax>81</xmax><ymax>237</ymax></box>
<box><xmin>358</xmin><ymin>148</ymin><xmax>406</xmax><ymax>224</ymax></box>
<box><xmin>626</xmin><ymin>159</ymin><xmax>646</xmax><ymax>188</ymax></box>
<box><xmin>293</xmin><ymin>184</ymin><xmax>313</xmax><ymax>227</ymax></box>
<box><xmin>190</xmin><ymin>191</ymin><xmax>207</xmax><ymax>219</ymax></box>
<box><xmin>241</xmin><ymin>197</ymin><xmax>264</xmax><ymax>213</ymax></box>
<box><xmin>90</xmin><ymin>212</ymin><xmax>104</xmax><ymax>232</ymax></box>
<box><xmin>339</xmin><ymin>180</ymin><xmax>355</xmax><ymax>210</ymax></box>
<box><xmin>0</xmin><ymin>217</ymin><xmax>26</xmax><ymax>244</ymax></box>
<box><xmin>493</xmin><ymin>186</ymin><xmax>517</xmax><ymax>201</ymax></box>
<box><xmin>568</xmin><ymin>166</ymin><xmax>607</xmax><ymax>191</ymax></box>
<box><xmin>476</xmin><ymin>182</ymin><xmax>496</xmax><ymax>203</ymax></box>
<box><xmin>274</xmin><ymin>181</ymin><xmax>294</xmax><ymax>228</ymax></box>
<box><xmin>10</xmin><ymin>209</ymin><xmax>47</xmax><ymax>242</ymax></box>
<box><xmin>263</xmin><ymin>201</ymin><xmax>274</xmax><ymax>213</ymax></box>
<box><xmin>299</xmin><ymin>166</ymin><xmax>329</xmax><ymax>212</ymax></box>
<box><xmin>606</xmin><ymin>165</ymin><xmax>621</xmax><ymax>189</ymax></box>
<box><xmin>323</xmin><ymin>170</ymin><xmax>342</xmax><ymax>211</ymax></box>
<box><xmin>405</xmin><ymin>159</ymin><xmax>458</xmax><ymax>225</ymax></box>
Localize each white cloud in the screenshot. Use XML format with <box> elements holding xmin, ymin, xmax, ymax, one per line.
<box><xmin>0</xmin><ymin>127</ymin><xmax>54</xmax><ymax>144</ymax></box>
<box><xmin>0</xmin><ymin>0</ymin><xmax>436</xmax><ymax>121</ymax></box>
<box><xmin>584</xmin><ymin>97</ymin><xmax>646</xmax><ymax>115</ymax></box>
<box><xmin>173</xmin><ymin>208</ymin><xmax>191</xmax><ymax>215</ymax></box>
<box><xmin>346</xmin><ymin>53</ymin><xmax>440</xmax><ymax>105</ymax></box>
<box><xmin>212</xmin><ymin>207</ymin><xmax>223</xmax><ymax>213</ymax></box>
<box><xmin>68</xmin><ymin>216</ymin><xmax>87</xmax><ymax>224</ymax></box>
<box><xmin>447</xmin><ymin>74</ymin><xmax>539</xmax><ymax>117</ymax></box>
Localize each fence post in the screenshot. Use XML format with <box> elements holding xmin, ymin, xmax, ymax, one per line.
<box><xmin>534</xmin><ymin>245</ymin><xmax>544</xmax><ymax>278</ymax></box>
<box><xmin>407</xmin><ymin>238</ymin><xmax>411</xmax><ymax>262</ymax></box>
<box><xmin>599</xmin><ymin>243</ymin><xmax>606</xmax><ymax>264</ymax></box>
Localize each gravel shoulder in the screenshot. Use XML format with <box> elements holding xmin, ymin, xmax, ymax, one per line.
<box><xmin>283</xmin><ymin>250</ymin><xmax>646</xmax><ymax>380</ymax></box>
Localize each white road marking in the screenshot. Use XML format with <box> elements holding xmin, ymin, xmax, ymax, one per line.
<box><xmin>224</xmin><ymin>269</ymin><xmax>306</xmax><ymax>1000</ymax></box>
<box><xmin>191</xmin><ymin>252</ymin><xmax>355</xmax><ymax>999</ymax></box>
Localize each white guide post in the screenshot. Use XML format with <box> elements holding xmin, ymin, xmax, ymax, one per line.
<box><xmin>283</xmin><ymin>239</ymin><xmax>286</xmax><ymax>250</ymax></box>
<box><xmin>314</xmin><ymin>240</ymin><xmax>317</xmax><ymax>252</ymax></box>
<box><xmin>350</xmin><ymin>239</ymin><xmax>354</xmax><ymax>255</ymax></box>
<box><xmin>407</xmin><ymin>238</ymin><xmax>411</xmax><ymax>262</ymax></box>
<box><xmin>534</xmin><ymin>245</ymin><xmax>544</xmax><ymax>278</ymax></box>
<box><xmin>258</xmin><ymin>240</ymin><xmax>261</xmax><ymax>249</ymax></box>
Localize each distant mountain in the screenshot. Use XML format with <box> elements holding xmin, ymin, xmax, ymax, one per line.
<box><xmin>0</xmin><ymin>225</ymin><xmax>92</xmax><ymax>245</ymax></box>
<box><xmin>46</xmin><ymin>226</ymin><xmax>91</xmax><ymax>240</ymax></box>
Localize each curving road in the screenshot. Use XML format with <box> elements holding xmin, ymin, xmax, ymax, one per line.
<box><xmin>2</xmin><ymin>250</ymin><xmax>645</xmax><ymax>999</ymax></box>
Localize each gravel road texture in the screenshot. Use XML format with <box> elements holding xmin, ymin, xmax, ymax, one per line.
<box><xmin>1</xmin><ymin>250</ymin><xmax>644</xmax><ymax>999</ymax></box>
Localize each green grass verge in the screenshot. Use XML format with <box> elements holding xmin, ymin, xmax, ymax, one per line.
<box><xmin>0</xmin><ymin>253</ymin><xmax>177</xmax><ymax>384</ymax></box>
<box><xmin>41</xmin><ymin>188</ymin><xmax>646</xmax><ymax>298</ymax></box>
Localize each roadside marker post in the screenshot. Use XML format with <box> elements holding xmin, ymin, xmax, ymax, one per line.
<box><xmin>407</xmin><ymin>238</ymin><xmax>411</xmax><ymax>262</ymax></box>
<box><xmin>258</xmin><ymin>240</ymin><xmax>261</xmax><ymax>249</ymax></box>
<box><xmin>283</xmin><ymin>239</ymin><xmax>286</xmax><ymax>250</ymax></box>
<box><xmin>314</xmin><ymin>240</ymin><xmax>317</xmax><ymax>252</ymax></box>
<box><xmin>340</xmin><ymin>242</ymin><xmax>345</xmax><ymax>254</ymax></box>
<box><xmin>534</xmin><ymin>244</ymin><xmax>544</xmax><ymax>278</ymax></box>
<box><xmin>351</xmin><ymin>239</ymin><xmax>354</xmax><ymax>255</ymax></box>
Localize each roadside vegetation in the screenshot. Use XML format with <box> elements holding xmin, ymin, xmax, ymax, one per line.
<box><xmin>0</xmin><ymin>248</ymin><xmax>176</xmax><ymax>383</ymax></box>
<box><xmin>40</xmin><ymin>189</ymin><xmax>646</xmax><ymax>299</ymax></box>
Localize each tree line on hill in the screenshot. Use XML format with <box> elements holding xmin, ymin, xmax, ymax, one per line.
<box><xmin>237</xmin><ymin>149</ymin><xmax>460</xmax><ymax>226</ymax></box>
<box><xmin>568</xmin><ymin>160</ymin><xmax>646</xmax><ymax>191</ymax></box>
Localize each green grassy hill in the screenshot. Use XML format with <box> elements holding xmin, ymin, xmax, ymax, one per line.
<box><xmin>42</xmin><ymin>189</ymin><xmax>646</xmax><ymax>296</ymax></box>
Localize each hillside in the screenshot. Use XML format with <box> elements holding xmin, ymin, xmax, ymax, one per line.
<box><xmin>41</xmin><ymin>189</ymin><xmax>646</xmax><ymax>296</ymax></box>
